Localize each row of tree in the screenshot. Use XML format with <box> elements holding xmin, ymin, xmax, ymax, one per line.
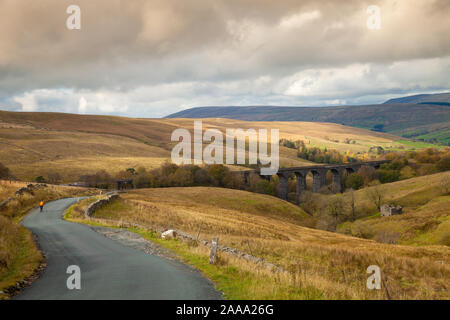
<box><xmin>76</xmin><ymin>163</ymin><xmax>280</xmax><ymax>197</ymax></box>
<box><xmin>280</xmin><ymin>139</ymin><xmax>359</xmax><ymax>164</ymax></box>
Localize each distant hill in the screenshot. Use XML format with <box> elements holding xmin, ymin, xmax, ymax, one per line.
<box><xmin>384</xmin><ymin>92</ymin><xmax>450</xmax><ymax>105</ymax></box>
<box><xmin>166</xmin><ymin>93</ymin><xmax>450</xmax><ymax>145</ymax></box>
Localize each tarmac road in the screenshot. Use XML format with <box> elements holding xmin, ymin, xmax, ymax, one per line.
<box><xmin>15</xmin><ymin>198</ymin><xmax>222</xmax><ymax>300</ymax></box>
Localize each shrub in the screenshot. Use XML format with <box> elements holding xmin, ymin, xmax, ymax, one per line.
<box><xmin>208</xmin><ymin>164</ymin><xmax>229</xmax><ymax>186</ymax></box>
<box><xmin>350</xmin><ymin>221</ymin><xmax>375</xmax><ymax>239</ymax></box>
<box><xmin>0</xmin><ymin>163</ymin><xmax>11</xmax><ymax>179</ymax></box>
<box><xmin>169</xmin><ymin>167</ymin><xmax>194</xmax><ymax>187</ymax></box>
<box><xmin>345</xmin><ymin>173</ymin><xmax>364</xmax><ymax>190</ymax></box>
<box><xmin>377</xmin><ymin>169</ymin><xmax>400</xmax><ymax>183</ymax></box>
<box><xmin>35</xmin><ymin>176</ymin><xmax>46</xmax><ymax>183</ymax></box>
<box><xmin>436</xmin><ymin>156</ymin><xmax>450</xmax><ymax>172</ymax></box>
<box><xmin>358</xmin><ymin>166</ymin><xmax>378</xmax><ymax>185</ymax></box>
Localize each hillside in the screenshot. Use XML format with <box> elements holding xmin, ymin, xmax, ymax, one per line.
<box><xmin>336</xmin><ymin>172</ymin><xmax>450</xmax><ymax>246</ymax></box>
<box><xmin>384</xmin><ymin>92</ymin><xmax>450</xmax><ymax>105</ymax></box>
<box><xmin>0</xmin><ymin>111</ymin><xmax>415</xmax><ymax>182</ymax></box>
<box><xmin>166</xmin><ymin>93</ymin><xmax>450</xmax><ymax>145</ymax></box>
<box><xmin>67</xmin><ymin>186</ymin><xmax>450</xmax><ymax>299</ymax></box>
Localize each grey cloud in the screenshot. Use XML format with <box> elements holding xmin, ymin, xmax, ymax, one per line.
<box><xmin>0</xmin><ymin>0</ymin><xmax>449</xmax><ymax>115</ymax></box>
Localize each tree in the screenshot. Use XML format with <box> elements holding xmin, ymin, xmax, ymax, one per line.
<box><xmin>193</xmin><ymin>168</ymin><xmax>211</xmax><ymax>185</ymax></box>
<box><xmin>207</xmin><ymin>164</ymin><xmax>229</xmax><ymax>186</ymax></box>
<box><xmin>248</xmin><ymin>174</ymin><xmax>274</xmax><ymax>195</ymax></box>
<box><xmin>366</xmin><ymin>184</ymin><xmax>384</xmax><ymax>211</ymax></box>
<box><xmin>377</xmin><ymin>169</ymin><xmax>400</xmax><ymax>183</ymax></box>
<box><xmin>347</xmin><ymin>189</ymin><xmax>357</xmax><ymax>221</ymax></box>
<box><xmin>326</xmin><ymin>196</ymin><xmax>345</xmax><ymax>230</ymax></box>
<box><xmin>0</xmin><ymin>163</ymin><xmax>11</xmax><ymax>179</ymax></box>
<box><xmin>169</xmin><ymin>167</ymin><xmax>194</xmax><ymax>187</ymax></box>
<box><xmin>35</xmin><ymin>176</ymin><xmax>46</xmax><ymax>183</ymax></box>
<box><xmin>345</xmin><ymin>173</ymin><xmax>364</xmax><ymax>190</ymax></box>
<box><xmin>134</xmin><ymin>171</ymin><xmax>154</xmax><ymax>188</ymax></box>
<box><xmin>357</xmin><ymin>166</ymin><xmax>377</xmax><ymax>185</ymax></box>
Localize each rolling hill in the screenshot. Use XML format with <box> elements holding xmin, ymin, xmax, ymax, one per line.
<box><xmin>337</xmin><ymin>172</ymin><xmax>450</xmax><ymax>246</ymax></box>
<box><xmin>0</xmin><ymin>110</ymin><xmax>418</xmax><ymax>182</ymax></box>
<box><xmin>166</xmin><ymin>93</ymin><xmax>450</xmax><ymax>145</ymax></box>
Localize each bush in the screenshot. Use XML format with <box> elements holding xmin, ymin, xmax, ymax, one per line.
<box><xmin>78</xmin><ymin>170</ymin><xmax>112</xmax><ymax>188</ymax></box>
<box><xmin>169</xmin><ymin>167</ymin><xmax>194</xmax><ymax>187</ymax></box>
<box><xmin>35</xmin><ymin>176</ymin><xmax>46</xmax><ymax>183</ymax></box>
<box><xmin>377</xmin><ymin>169</ymin><xmax>400</xmax><ymax>183</ymax></box>
<box><xmin>345</xmin><ymin>173</ymin><xmax>364</xmax><ymax>190</ymax></box>
<box><xmin>436</xmin><ymin>156</ymin><xmax>450</xmax><ymax>172</ymax></box>
<box><xmin>350</xmin><ymin>221</ymin><xmax>375</xmax><ymax>239</ymax></box>
<box><xmin>207</xmin><ymin>164</ymin><xmax>229</xmax><ymax>186</ymax></box>
<box><xmin>0</xmin><ymin>163</ymin><xmax>11</xmax><ymax>179</ymax></box>
<box><xmin>358</xmin><ymin>166</ymin><xmax>378</xmax><ymax>185</ymax></box>
<box><xmin>134</xmin><ymin>171</ymin><xmax>154</xmax><ymax>188</ymax></box>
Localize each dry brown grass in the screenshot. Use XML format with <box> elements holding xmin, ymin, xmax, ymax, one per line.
<box><xmin>73</xmin><ymin>186</ymin><xmax>449</xmax><ymax>299</ymax></box>
<box><xmin>336</xmin><ymin>172</ymin><xmax>450</xmax><ymax>246</ymax></box>
<box><xmin>0</xmin><ymin>110</ymin><xmax>411</xmax><ymax>182</ymax></box>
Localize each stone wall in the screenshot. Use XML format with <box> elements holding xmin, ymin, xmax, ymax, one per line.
<box><xmin>14</xmin><ymin>183</ymin><xmax>47</xmax><ymax>196</ymax></box>
<box><xmin>84</xmin><ymin>193</ymin><xmax>120</xmax><ymax>218</ymax></box>
<box><xmin>0</xmin><ymin>183</ymin><xmax>48</xmax><ymax>210</ymax></box>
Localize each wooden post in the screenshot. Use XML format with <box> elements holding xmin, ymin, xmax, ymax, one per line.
<box><xmin>382</xmin><ymin>277</ymin><xmax>391</xmax><ymax>300</ymax></box>
<box><xmin>247</xmin><ymin>240</ymin><xmax>253</xmax><ymax>256</ymax></box>
<box><xmin>196</xmin><ymin>222</ymin><xmax>203</xmax><ymax>242</ymax></box>
<box><xmin>209</xmin><ymin>237</ymin><xmax>219</xmax><ymax>264</ymax></box>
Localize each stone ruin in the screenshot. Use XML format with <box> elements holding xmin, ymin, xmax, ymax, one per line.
<box><xmin>380</xmin><ymin>204</ymin><xmax>403</xmax><ymax>217</ymax></box>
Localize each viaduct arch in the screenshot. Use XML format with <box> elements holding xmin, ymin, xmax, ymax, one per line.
<box><xmin>240</xmin><ymin>160</ymin><xmax>390</xmax><ymax>203</ymax></box>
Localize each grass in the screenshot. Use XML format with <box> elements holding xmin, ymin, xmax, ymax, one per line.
<box><xmin>128</xmin><ymin>228</ymin><xmax>325</xmax><ymax>299</ymax></box>
<box><xmin>0</xmin><ymin>221</ymin><xmax>42</xmax><ymax>300</ymax></box>
<box><xmin>395</xmin><ymin>140</ymin><xmax>444</xmax><ymax>150</ymax></box>
<box><xmin>332</xmin><ymin>172</ymin><xmax>450</xmax><ymax>247</ymax></box>
<box><xmin>0</xmin><ymin>180</ymin><xmax>97</xmax><ymax>299</ymax></box>
<box><xmin>0</xmin><ymin>110</ymin><xmax>429</xmax><ymax>182</ymax></box>
<box><xmin>66</xmin><ymin>186</ymin><xmax>450</xmax><ymax>299</ymax></box>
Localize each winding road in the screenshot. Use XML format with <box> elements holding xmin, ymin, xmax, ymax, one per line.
<box><xmin>15</xmin><ymin>198</ymin><xmax>222</xmax><ymax>300</ymax></box>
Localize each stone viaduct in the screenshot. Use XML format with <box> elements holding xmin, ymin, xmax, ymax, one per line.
<box><xmin>240</xmin><ymin>160</ymin><xmax>390</xmax><ymax>203</ymax></box>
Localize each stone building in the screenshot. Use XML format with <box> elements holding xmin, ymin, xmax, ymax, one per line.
<box><xmin>380</xmin><ymin>204</ymin><xmax>403</xmax><ymax>217</ymax></box>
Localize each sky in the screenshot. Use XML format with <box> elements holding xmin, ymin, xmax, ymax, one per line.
<box><xmin>0</xmin><ymin>0</ymin><xmax>449</xmax><ymax>118</ymax></box>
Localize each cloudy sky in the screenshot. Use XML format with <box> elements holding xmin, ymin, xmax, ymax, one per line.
<box><xmin>0</xmin><ymin>0</ymin><xmax>449</xmax><ymax>117</ymax></box>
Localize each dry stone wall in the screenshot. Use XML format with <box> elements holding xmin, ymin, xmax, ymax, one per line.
<box><xmin>84</xmin><ymin>193</ymin><xmax>120</xmax><ymax>218</ymax></box>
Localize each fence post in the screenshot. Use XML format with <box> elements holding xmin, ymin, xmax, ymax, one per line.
<box><xmin>209</xmin><ymin>237</ymin><xmax>219</xmax><ymax>264</ymax></box>
<box><xmin>196</xmin><ymin>222</ymin><xmax>203</xmax><ymax>242</ymax></box>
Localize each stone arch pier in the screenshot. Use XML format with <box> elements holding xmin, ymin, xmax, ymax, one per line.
<box><xmin>240</xmin><ymin>160</ymin><xmax>390</xmax><ymax>203</ymax></box>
